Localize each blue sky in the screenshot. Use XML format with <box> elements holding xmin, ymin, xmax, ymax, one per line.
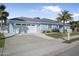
<box><xmin>2</xmin><ymin>3</ymin><xmax>79</xmax><ymax>21</ymax></box>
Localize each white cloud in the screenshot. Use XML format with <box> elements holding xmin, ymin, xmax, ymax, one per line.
<box><xmin>29</xmin><ymin>9</ymin><xmax>39</xmax><ymax>12</ymax></box>
<box><xmin>73</xmin><ymin>13</ymin><xmax>79</xmax><ymax>17</ymax></box>
<box><xmin>41</xmin><ymin>6</ymin><xmax>61</xmax><ymax>12</ymax></box>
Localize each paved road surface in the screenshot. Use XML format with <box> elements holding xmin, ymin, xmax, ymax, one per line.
<box><xmin>46</xmin><ymin>44</ymin><xmax>79</xmax><ymax>56</ymax></box>
<box><xmin>56</xmin><ymin>45</ymin><xmax>79</xmax><ymax>56</ymax></box>
<box><xmin>3</xmin><ymin>34</ymin><xmax>69</xmax><ymax>56</ymax></box>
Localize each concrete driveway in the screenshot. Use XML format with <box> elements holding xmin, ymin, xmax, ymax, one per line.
<box><xmin>3</xmin><ymin>33</ymin><xmax>69</xmax><ymax>56</ymax></box>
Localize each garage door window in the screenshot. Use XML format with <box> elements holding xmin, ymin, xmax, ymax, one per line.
<box><xmin>16</xmin><ymin>24</ymin><xmax>21</xmax><ymax>25</ymax></box>
<box><xmin>32</xmin><ymin>24</ymin><xmax>35</xmax><ymax>26</ymax></box>
<box><xmin>27</xmin><ymin>24</ymin><xmax>30</xmax><ymax>26</ymax></box>
<box><xmin>22</xmin><ymin>24</ymin><xmax>26</xmax><ymax>26</ymax></box>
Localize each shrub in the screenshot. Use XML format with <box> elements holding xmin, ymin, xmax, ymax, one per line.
<box><xmin>42</xmin><ymin>30</ymin><xmax>51</xmax><ymax>33</ymax></box>
<box><xmin>42</xmin><ymin>30</ymin><xmax>45</xmax><ymax>33</ymax></box>
<box><xmin>52</xmin><ymin>29</ymin><xmax>59</xmax><ymax>32</ymax></box>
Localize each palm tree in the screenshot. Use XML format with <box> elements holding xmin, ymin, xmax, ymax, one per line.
<box><xmin>0</xmin><ymin>4</ymin><xmax>9</xmax><ymax>30</ymax></box>
<box><xmin>70</xmin><ymin>21</ymin><xmax>79</xmax><ymax>32</ymax></box>
<box><xmin>69</xmin><ymin>21</ymin><xmax>76</xmax><ymax>32</ymax></box>
<box><xmin>0</xmin><ymin>5</ymin><xmax>6</xmax><ymax>11</ymax></box>
<box><xmin>2</xmin><ymin>11</ymin><xmax>9</xmax><ymax>25</ymax></box>
<box><xmin>56</xmin><ymin>10</ymin><xmax>73</xmax><ymax>32</ymax></box>
<box><xmin>0</xmin><ymin>5</ymin><xmax>6</xmax><ymax>30</ymax></box>
<box><xmin>0</xmin><ymin>5</ymin><xmax>9</xmax><ymax>56</ymax></box>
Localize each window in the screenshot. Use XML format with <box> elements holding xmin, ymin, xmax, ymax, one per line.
<box><xmin>32</xmin><ymin>24</ymin><xmax>35</xmax><ymax>26</ymax></box>
<box><xmin>22</xmin><ymin>24</ymin><xmax>26</xmax><ymax>25</ymax></box>
<box><xmin>16</xmin><ymin>24</ymin><xmax>21</xmax><ymax>25</ymax></box>
<box><xmin>27</xmin><ymin>24</ymin><xmax>30</xmax><ymax>26</ymax></box>
<box><xmin>27</xmin><ymin>24</ymin><xmax>35</xmax><ymax>26</ymax></box>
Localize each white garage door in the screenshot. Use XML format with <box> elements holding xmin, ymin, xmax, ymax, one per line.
<box><xmin>27</xmin><ymin>25</ymin><xmax>37</xmax><ymax>33</ymax></box>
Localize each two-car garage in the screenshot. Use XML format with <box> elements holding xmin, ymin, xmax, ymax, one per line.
<box><xmin>15</xmin><ymin>24</ymin><xmax>37</xmax><ymax>34</ymax></box>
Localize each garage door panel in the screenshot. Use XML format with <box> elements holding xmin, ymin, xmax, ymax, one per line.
<box><xmin>27</xmin><ymin>26</ymin><xmax>37</xmax><ymax>33</ymax></box>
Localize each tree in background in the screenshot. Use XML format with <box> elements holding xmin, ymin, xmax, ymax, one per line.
<box><xmin>56</xmin><ymin>10</ymin><xmax>73</xmax><ymax>32</ymax></box>
<box><xmin>70</xmin><ymin>21</ymin><xmax>79</xmax><ymax>32</ymax></box>
<box><xmin>0</xmin><ymin>4</ymin><xmax>9</xmax><ymax>30</ymax></box>
<box><xmin>2</xmin><ymin>11</ymin><xmax>9</xmax><ymax>25</ymax></box>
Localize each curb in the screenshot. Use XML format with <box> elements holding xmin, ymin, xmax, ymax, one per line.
<box><xmin>4</xmin><ymin>34</ymin><xmax>17</xmax><ymax>39</ymax></box>
<box><xmin>44</xmin><ymin>41</ymin><xmax>79</xmax><ymax>56</ymax></box>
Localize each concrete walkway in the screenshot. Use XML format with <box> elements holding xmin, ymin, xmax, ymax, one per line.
<box><xmin>2</xmin><ymin>33</ymin><xmax>79</xmax><ymax>56</ymax></box>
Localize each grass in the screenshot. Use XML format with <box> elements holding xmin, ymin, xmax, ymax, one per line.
<box><xmin>70</xmin><ymin>32</ymin><xmax>79</xmax><ymax>36</ymax></box>
<box><xmin>45</xmin><ymin>32</ymin><xmax>67</xmax><ymax>39</ymax></box>
<box><xmin>0</xmin><ymin>33</ymin><xmax>5</xmax><ymax>48</ymax></box>
<box><xmin>45</xmin><ymin>32</ymin><xmax>79</xmax><ymax>43</ymax></box>
<box><xmin>45</xmin><ymin>32</ymin><xmax>79</xmax><ymax>38</ymax></box>
<box><xmin>0</xmin><ymin>39</ymin><xmax>5</xmax><ymax>48</ymax></box>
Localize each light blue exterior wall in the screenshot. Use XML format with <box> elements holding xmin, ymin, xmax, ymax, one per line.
<box><xmin>37</xmin><ymin>24</ymin><xmax>48</xmax><ymax>32</ymax></box>
<box><xmin>15</xmin><ymin>24</ymin><xmax>21</xmax><ymax>33</ymax></box>
<box><xmin>8</xmin><ymin>23</ymin><xmax>16</xmax><ymax>34</ymax></box>
<box><xmin>51</xmin><ymin>25</ymin><xmax>57</xmax><ymax>29</ymax></box>
<box><xmin>37</xmin><ymin>24</ymin><xmax>60</xmax><ymax>31</ymax></box>
<box><xmin>8</xmin><ymin>20</ymin><xmax>70</xmax><ymax>34</ymax></box>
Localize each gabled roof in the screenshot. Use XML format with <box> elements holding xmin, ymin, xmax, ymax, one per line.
<box><xmin>9</xmin><ymin>17</ymin><xmax>67</xmax><ymax>25</ymax></box>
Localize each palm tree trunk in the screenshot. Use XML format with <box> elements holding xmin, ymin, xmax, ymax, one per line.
<box><xmin>1</xmin><ymin>18</ymin><xmax>3</xmax><ymax>30</ymax></box>
<box><xmin>63</xmin><ymin>20</ymin><xmax>65</xmax><ymax>33</ymax></box>
<box><xmin>4</xmin><ymin>19</ymin><xmax>6</xmax><ymax>25</ymax></box>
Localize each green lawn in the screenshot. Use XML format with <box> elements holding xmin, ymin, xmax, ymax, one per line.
<box><xmin>45</xmin><ymin>32</ymin><xmax>79</xmax><ymax>43</ymax></box>
<box><xmin>45</xmin><ymin>32</ymin><xmax>79</xmax><ymax>38</ymax></box>
<box><xmin>45</xmin><ymin>32</ymin><xmax>67</xmax><ymax>39</ymax></box>
<box><xmin>0</xmin><ymin>39</ymin><xmax>5</xmax><ymax>48</ymax></box>
<box><xmin>70</xmin><ymin>32</ymin><xmax>79</xmax><ymax>36</ymax></box>
<box><xmin>0</xmin><ymin>33</ymin><xmax>5</xmax><ymax>48</ymax></box>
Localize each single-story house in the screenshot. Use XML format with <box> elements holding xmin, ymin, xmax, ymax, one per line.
<box><xmin>7</xmin><ymin>17</ymin><xmax>70</xmax><ymax>34</ymax></box>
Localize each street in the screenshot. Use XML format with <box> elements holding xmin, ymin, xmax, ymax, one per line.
<box><xmin>56</xmin><ymin>45</ymin><xmax>79</xmax><ymax>56</ymax></box>
<box><xmin>47</xmin><ymin>45</ymin><xmax>79</xmax><ymax>56</ymax></box>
